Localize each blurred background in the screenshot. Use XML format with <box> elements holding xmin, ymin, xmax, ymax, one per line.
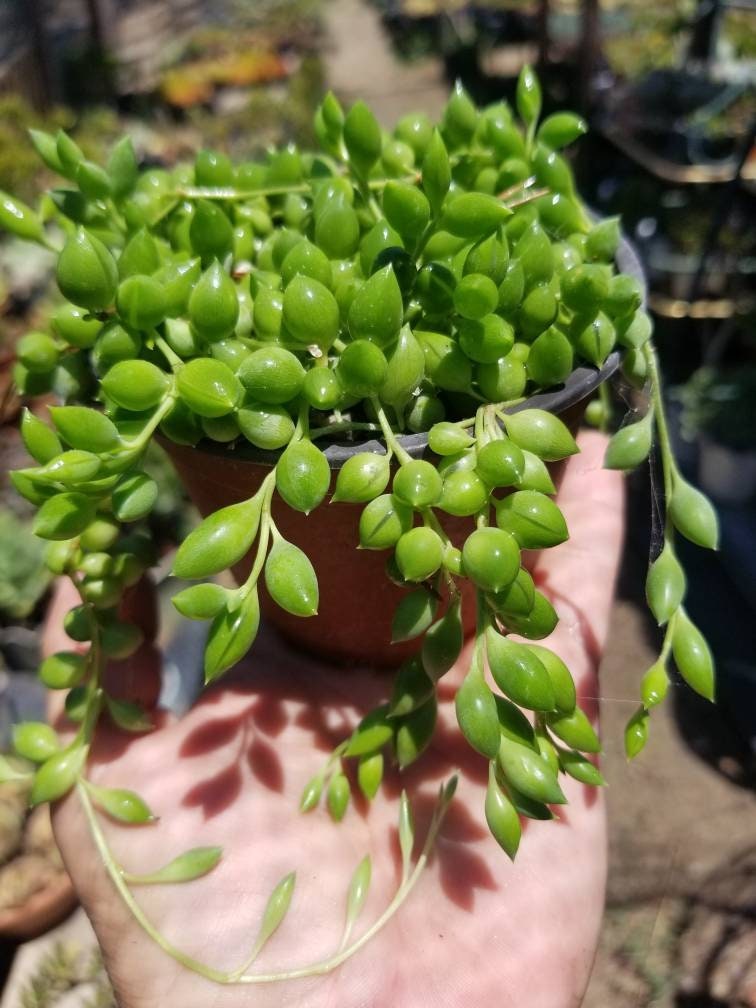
<box><xmin>0</xmin><ymin>0</ymin><xmax>754</xmax><ymax>1003</ymax></box>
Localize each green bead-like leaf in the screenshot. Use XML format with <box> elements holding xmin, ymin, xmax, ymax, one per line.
<box><xmin>252</xmin><ymin>871</ymin><xmax>296</xmax><ymax>955</ymax></box>
<box><xmin>669</xmin><ymin>479</ymin><xmax>719</xmax><ymax>550</ymax></box>
<box><xmin>30</xmin><ymin>745</ymin><xmax>86</xmax><ymax>805</ymax></box>
<box><xmin>56</xmin><ymin>228</ymin><xmax>118</xmax><ymax>311</ymax></box>
<box><xmin>604</xmin><ymin>412</ymin><xmax>654</xmax><ymax>470</ymax></box>
<box><xmin>124</xmin><ymin>846</ymin><xmax>222</xmax><ymax>885</ymax></box>
<box><xmin>537</xmin><ymin>112</ymin><xmax>587</xmax><ymax>149</ymax></box>
<box><xmin>204</xmin><ymin>590</ymin><xmax>260</xmax><ymax>683</ymax></box>
<box><xmin>327</xmin><ymin>772</ymin><xmax>351</xmax><ymax>821</ymax></box>
<box><xmin>348</xmin><ymin>265</ymin><xmax>403</xmax><ymax>347</ymax></box>
<box><xmin>383</xmin><ymin>182</ymin><xmax>430</xmax><ymax>244</ymax></box>
<box><xmin>395</xmin><ymin>526</ymin><xmax>444</xmax><ymax>582</ymax></box>
<box><xmin>343</xmin><ymin>101</ymin><xmax>382</xmax><ymax>176</ymax></box>
<box><xmin>422</xmin><ymin>598</ymin><xmax>463</xmax><ymax>681</ymax></box>
<box><xmin>476</xmin><ymin>438</ymin><xmax>525</xmax><ymax>487</ymax></box>
<box><xmin>624</xmin><ymin>706</ymin><xmax>649</xmax><ymax>760</ymax></box>
<box><xmin>50</xmin><ymin>406</ymin><xmax>120</xmax><ymax>453</ymax></box>
<box><xmin>33</xmin><ymin>492</ymin><xmax>95</xmax><ymax>540</ymax></box>
<box><xmin>172</xmin><ymin>582</ymin><xmax>228</xmax><ymax>620</ymax></box>
<box><xmin>190</xmin><ymin>199</ymin><xmax>234</xmax><ymax>260</ymax></box>
<box><xmin>546</xmin><ymin>705</ymin><xmax>601</xmax><ymax>754</ymax></box>
<box><xmin>495</xmin><ymin>490</ymin><xmax>568</xmax><ymax>549</ymax></box>
<box><xmin>489</xmin><ymin>567</ymin><xmax>536</xmax><ymax>618</ymax></box>
<box><xmin>558</xmin><ymin>749</ymin><xmax>606</xmax><ymax>786</ymax></box>
<box><xmin>497</xmin><ymin>734</ymin><xmax>565</xmax><ymax>805</ymax></box>
<box><xmin>40</xmin><ymin>449</ymin><xmax>100</xmax><ymax>484</ymax></box>
<box><xmin>29</xmin><ymin>129</ymin><xmax>65</xmax><ymax>174</ymax></box>
<box><xmin>264</xmin><ymin>540</ymin><xmax>319</xmax><ymax>617</ymax></box>
<box><xmin>442</xmin><ymin>193</ymin><xmax>511</xmax><ymax>239</ymax></box>
<box><xmin>21</xmin><ymin>409</ymin><xmax>63</xmax><ymax>464</ymax></box>
<box><xmin>486</xmin><ymin>628</ymin><xmax>556</xmax><ymax>711</ymax></box>
<box><xmin>345</xmin><ymin>705</ymin><xmax>393</xmax><ymax>757</ymax></box>
<box><xmin>102</xmin><ymin>360</ymin><xmax>170</xmax><ymax>412</ymax></box>
<box><xmin>177</xmin><ymin>357</ymin><xmax>241</xmax><ymax>418</ymax></box>
<box><xmin>395</xmin><ymin>693</ymin><xmax>437</xmax><ymax>768</ymax></box>
<box><xmin>88</xmin><ymin>784</ymin><xmax>155</xmax><ymax>823</ymax></box>
<box><xmin>504</xmin><ymin>409</ymin><xmax>578</xmax><ymax>462</ymax></box>
<box><xmin>398</xmin><ymin>790</ymin><xmax>414</xmax><ymax>877</ymax></box>
<box><xmin>526</xmin><ymin>645</ymin><xmax>576</xmax><ymax>714</ymax></box>
<box><xmin>333</xmin><ymin>452</ymin><xmax>390</xmax><ymax>504</ymax></box>
<box><xmin>462</xmin><ymin>527</ymin><xmax>520</xmax><ymax>593</ymax></box>
<box><xmin>100</xmin><ymin>621</ymin><xmax>144</xmax><ymax>660</ymax></box>
<box><xmin>422</xmin><ymin>129</ymin><xmax>451</xmax><ymax>217</ymax></box>
<box><xmin>429</xmin><ymin>422</ymin><xmax>475</xmax><ymax>456</ymax></box>
<box><xmin>646</xmin><ymin>544</ymin><xmax>686</xmax><ymax>625</ymax></box>
<box><xmin>299</xmin><ymin>774</ymin><xmax>323</xmax><ymax>812</ymax></box>
<box><xmin>586</xmin><ymin>217</ymin><xmax>620</xmax><ymax>263</ymax></box>
<box><xmin>391</xmin><ymin>590</ymin><xmax>438</xmax><ymax>645</ymax></box>
<box><xmin>39</xmin><ymin>651</ymin><xmax>87</xmax><ymax>690</ymax></box>
<box><xmin>515</xmin><ymin>450</ymin><xmax>556</xmax><ymax>494</ymax></box>
<box><xmin>0</xmin><ymin>191</ymin><xmax>45</xmax><ymax>243</ymax></box>
<box><xmin>485</xmin><ymin>764</ymin><xmax>521</xmax><ymax>860</ymax></box>
<box><xmin>188</xmin><ymin>260</ymin><xmax>240</xmax><ymax>340</ymax></box>
<box><xmin>112</xmin><ymin>473</ymin><xmax>158</xmax><ymax>523</ymax></box>
<box><xmin>174</xmin><ymin>496</ymin><xmax>261</xmax><ymax>579</ymax></box>
<box><xmin>359</xmin><ymin>493</ymin><xmax>413</xmax><ymax>550</ymax></box>
<box><xmin>342</xmin><ymin>855</ymin><xmax>371</xmax><ymax>946</ymax></box>
<box><xmin>516</xmin><ymin>65</ymin><xmax>542</xmax><ymax>127</ymax></box>
<box><xmin>357</xmin><ymin>751</ymin><xmax>384</xmax><ymax>800</ymax></box>
<box><xmin>455</xmin><ymin>668</ymin><xmax>500</xmax><ymax>759</ymax></box>
<box><xmin>116</xmin><ymin>274</ymin><xmax>167</xmax><ymax>331</ymax></box>
<box><xmin>276</xmin><ymin>440</ymin><xmax>330</xmax><ymax>515</ymax></box>
<box><xmin>640</xmin><ymin>659</ymin><xmax>669</xmax><ymax>708</ymax></box>
<box><xmin>672</xmin><ymin>610</ymin><xmax>715</xmax><ymax>701</ymax></box>
<box><xmin>443</xmin><ymin>81</ymin><xmax>478</xmax><ymax>146</ymax></box>
<box><xmin>13</xmin><ymin>722</ymin><xmax>60</xmax><ymax>764</ymax></box>
<box><xmin>107</xmin><ymin>136</ymin><xmax>138</xmax><ymax>199</ymax></box>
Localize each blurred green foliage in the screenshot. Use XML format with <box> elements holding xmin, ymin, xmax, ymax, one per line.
<box><xmin>0</xmin><ymin>510</ymin><xmax>50</xmax><ymax>622</ymax></box>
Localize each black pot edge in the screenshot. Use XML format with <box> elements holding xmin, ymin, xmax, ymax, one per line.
<box><xmin>185</xmin><ymin>232</ymin><xmax>641</xmax><ymax>470</ymax></box>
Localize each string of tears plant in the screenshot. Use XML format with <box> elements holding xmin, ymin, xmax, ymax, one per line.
<box><xmin>0</xmin><ymin>66</ymin><xmax>719</xmax><ymax>980</ymax></box>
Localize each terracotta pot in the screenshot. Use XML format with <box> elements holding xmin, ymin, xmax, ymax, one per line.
<box><xmin>164</xmin><ymin>354</ymin><xmax>619</xmax><ymax>666</ymax></box>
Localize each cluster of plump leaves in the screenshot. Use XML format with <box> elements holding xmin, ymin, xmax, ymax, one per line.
<box><xmin>1</xmin><ymin>67</ymin><xmax>717</xmax><ymax>855</ymax></box>
<box><xmin>304</xmin><ymin>402</ymin><xmax>607</xmax><ymax>855</ymax></box>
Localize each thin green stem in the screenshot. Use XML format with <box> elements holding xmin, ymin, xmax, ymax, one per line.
<box><xmin>76</xmin><ymin>783</ymin><xmax>229</xmax><ymax>984</ymax></box>
<box><xmin>659</xmin><ymin>609</ymin><xmax>678</xmax><ymax>663</ymax></box>
<box><xmin>121</xmin><ymin>392</ymin><xmax>177</xmax><ymax>451</ymax></box>
<box><xmin>77</xmin><ymin>771</ymin><xmax>456</xmax><ymax>987</ymax></box>
<box><xmin>154</xmin><ymin>335</ymin><xmax>184</xmax><ymax>372</ymax></box>
<box><xmin>173</xmin><ymin>174</ymin><xmax>417</xmax><ymax>204</ymax></box>
<box><xmin>240</xmin><ymin>470</ymin><xmax>277</xmax><ymax>596</ymax></box>
<box><xmin>421</xmin><ymin>507</ymin><xmax>451</xmax><ymax>547</ymax></box>
<box><xmin>236</xmin><ymin>779</ymin><xmax>455</xmax><ymax>984</ymax></box>
<box><xmin>642</xmin><ymin>343</ymin><xmax>676</xmax><ymax>504</ymax></box>
<box><xmin>372</xmin><ymin>401</ymin><xmax>413</xmax><ymax>466</ymax></box>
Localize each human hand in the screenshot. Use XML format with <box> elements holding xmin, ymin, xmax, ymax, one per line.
<box><xmin>44</xmin><ymin>429</ymin><xmax>623</xmax><ymax>1008</ymax></box>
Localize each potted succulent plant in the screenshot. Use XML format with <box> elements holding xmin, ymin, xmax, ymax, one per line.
<box><xmin>0</xmin><ymin>67</ymin><xmax>719</xmax><ymax>985</ymax></box>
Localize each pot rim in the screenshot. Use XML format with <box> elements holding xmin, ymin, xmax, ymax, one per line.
<box><xmin>179</xmin><ymin>232</ymin><xmax>642</xmax><ymax>470</ymax></box>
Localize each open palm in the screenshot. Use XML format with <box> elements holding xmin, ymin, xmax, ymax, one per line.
<box><xmin>44</xmin><ymin>430</ymin><xmax>623</xmax><ymax>1008</ymax></box>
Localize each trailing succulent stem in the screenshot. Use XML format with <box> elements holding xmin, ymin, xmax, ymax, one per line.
<box><xmin>2</xmin><ymin>65</ymin><xmax>718</xmax><ymax>980</ymax></box>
